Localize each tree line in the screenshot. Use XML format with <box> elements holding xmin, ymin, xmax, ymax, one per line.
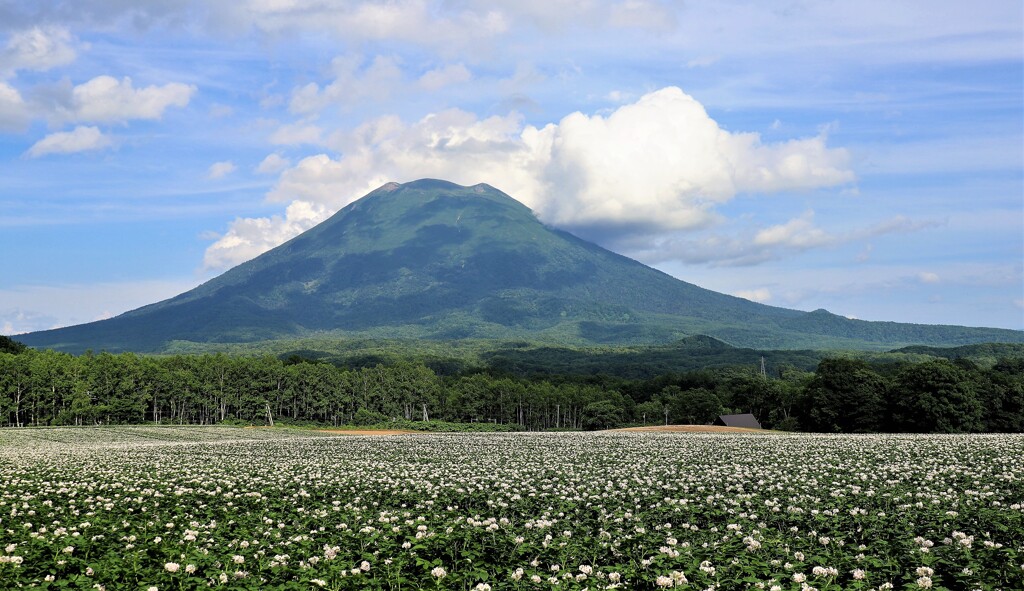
<box><xmin>0</xmin><ymin>342</ymin><xmax>1021</xmax><ymax>433</ymax></box>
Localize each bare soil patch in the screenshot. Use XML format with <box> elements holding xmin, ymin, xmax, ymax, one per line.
<box><xmin>610</xmin><ymin>425</ymin><xmax>770</xmax><ymax>434</ymax></box>
<box><xmin>316</xmin><ymin>429</ymin><xmax>417</xmax><ymax>436</ymax></box>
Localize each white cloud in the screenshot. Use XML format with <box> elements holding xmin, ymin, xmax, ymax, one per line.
<box><xmin>27</xmin><ymin>126</ymin><xmax>113</xmax><ymax>157</ymax></box>
<box><xmin>256</xmin><ymin>153</ymin><xmax>291</xmax><ymax>174</ymax></box>
<box><xmin>532</xmin><ymin>88</ymin><xmax>854</xmax><ymax>230</ymax></box>
<box><xmin>418</xmin><ymin>63</ymin><xmax>472</xmax><ymax>91</ymax></box>
<box><xmin>1014</xmin><ymin>299</ymin><xmax>1024</xmax><ymax>310</ymax></box>
<box><xmin>605</xmin><ymin>90</ymin><xmax>634</xmax><ymax>103</ymax></box>
<box><xmin>265</xmin><ymin>153</ymin><xmax>385</xmax><ymax>205</ymax></box>
<box><xmin>209</xmin><ymin>103</ymin><xmax>234</xmax><ymax>118</ymax></box>
<box><xmin>857</xmin><ymin>215</ymin><xmax>944</xmax><ymax>238</ymax></box>
<box><xmin>203</xmin><ymin>200</ymin><xmax>329</xmax><ymax>270</ymax></box>
<box><xmin>754</xmin><ymin>211</ymin><xmax>833</xmax><ymax>248</ymax></box>
<box><xmin>611</xmin><ymin>210</ymin><xmax>941</xmax><ymax>268</ymax></box>
<box><xmin>288</xmin><ymin>54</ymin><xmax>403</xmax><ymax>116</ymax></box>
<box><xmin>1</xmin><ymin>26</ymin><xmax>77</xmax><ymax>77</ymax></box>
<box><xmin>686</xmin><ymin>55</ymin><xmax>719</xmax><ymax>68</ymax></box>
<box><xmin>65</xmin><ymin>75</ymin><xmax>195</xmax><ymax>124</ymax></box>
<box><xmin>0</xmin><ymin>80</ymin><xmax>28</xmax><ymax>130</ymax></box>
<box><xmin>12</xmin><ymin>1</ymin><xmax>1019</xmax><ymax>66</ymax></box>
<box><xmin>204</xmin><ymin>86</ymin><xmax>854</xmax><ymax>269</ymax></box>
<box><xmin>237</xmin><ymin>0</ymin><xmax>510</xmax><ymax>54</ymax></box>
<box><xmin>269</xmin><ymin>121</ymin><xmax>323</xmax><ymax>145</ymax></box>
<box><xmin>607</xmin><ymin>0</ymin><xmax>678</xmax><ymax>31</ymax></box>
<box><xmin>734</xmin><ymin>288</ymin><xmax>772</xmax><ymax>303</ymax></box>
<box><xmin>917</xmin><ymin>271</ymin><xmax>940</xmax><ymax>284</ymax></box>
<box><xmin>206</xmin><ymin>160</ymin><xmax>237</xmax><ymax>179</ymax></box>
<box><xmin>434</xmin><ymin>0</ymin><xmax>677</xmax><ymax>33</ymax></box>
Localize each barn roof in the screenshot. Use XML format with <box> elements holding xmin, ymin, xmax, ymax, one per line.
<box><xmin>716</xmin><ymin>413</ymin><xmax>762</xmax><ymax>429</ymax></box>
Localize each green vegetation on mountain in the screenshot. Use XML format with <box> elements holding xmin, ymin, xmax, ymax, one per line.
<box><xmin>15</xmin><ymin>179</ymin><xmax>1023</xmax><ymax>353</ymax></box>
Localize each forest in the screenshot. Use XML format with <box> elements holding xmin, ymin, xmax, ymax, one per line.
<box><xmin>1</xmin><ymin>333</ymin><xmax>1021</xmax><ymax>433</ymax></box>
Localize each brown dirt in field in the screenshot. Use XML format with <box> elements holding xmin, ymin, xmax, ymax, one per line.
<box><xmin>315</xmin><ymin>429</ymin><xmax>418</xmax><ymax>436</ymax></box>
<box><xmin>609</xmin><ymin>425</ymin><xmax>771</xmax><ymax>434</ymax></box>
<box><xmin>243</xmin><ymin>426</ymin><xmax>416</xmax><ymax>436</ymax></box>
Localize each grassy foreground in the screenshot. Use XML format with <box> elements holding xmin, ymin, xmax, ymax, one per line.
<box><xmin>0</xmin><ymin>426</ymin><xmax>1022</xmax><ymax>590</ymax></box>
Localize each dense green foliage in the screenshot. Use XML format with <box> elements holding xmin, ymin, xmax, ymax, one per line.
<box><xmin>1</xmin><ymin>342</ymin><xmax>1021</xmax><ymax>433</ymax></box>
<box><xmin>16</xmin><ymin>179</ymin><xmax>1022</xmax><ymax>353</ymax></box>
<box><xmin>0</xmin><ymin>335</ymin><xmax>26</xmax><ymax>354</ymax></box>
<box><xmin>480</xmin><ymin>335</ymin><xmax>826</xmax><ymax>378</ymax></box>
<box><xmin>892</xmin><ymin>342</ymin><xmax>1024</xmax><ymax>366</ymax></box>
<box><xmin>1</xmin><ymin>428</ymin><xmax>1022</xmax><ymax>590</ymax></box>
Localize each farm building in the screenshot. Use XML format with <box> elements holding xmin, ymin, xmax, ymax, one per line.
<box><xmin>715</xmin><ymin>413</ymin><xmax>762</xmax><ymax>429</ymax></box>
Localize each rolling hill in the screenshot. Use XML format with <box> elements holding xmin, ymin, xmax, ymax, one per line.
<box><xmin>17</xmin><ymin>179</ymin><xmax>1023</xmax><ymax>353</ymax></box>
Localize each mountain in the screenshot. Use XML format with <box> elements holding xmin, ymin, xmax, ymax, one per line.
<box><xmin>17</xmin><ymin>179</ymin><xmax>1023</xmax><ymax>353</ymax></box>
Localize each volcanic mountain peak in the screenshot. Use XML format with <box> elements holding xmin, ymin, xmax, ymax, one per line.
<box><xmin>17</xmin><ymin>179</ymin><xmax>1023</xmax><ymax>353</ymax></box>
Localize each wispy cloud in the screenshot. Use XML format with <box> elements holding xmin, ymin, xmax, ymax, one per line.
<box><xmin>0</xmin><ymin>278</ymin><xmax>203</xmax><ymax>334</ymax></box>
<box><xmin>418</xmin><ymin>63</ymin><xmax>472</xmax><ymax>91</ymax></box>
<box><xmin>268</xmin><ymin>122</ymin><xmax>323</xmax><ymax>146</ymax></box>
<box><xmin>288</xmin><ymin>54</ymin><xmax>403</xmax><ymax>116</ymax></box>
<box><xmin>206</xmin><ymin>160</ymin><xmax>237</xmax><ymax>180</ymax></box>
<box><xmin>617</xmin><ymin>212</ymin><xmax>944</xmax><ymax>268</ymax></box>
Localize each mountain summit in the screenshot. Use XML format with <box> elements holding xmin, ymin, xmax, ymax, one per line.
<box><xmin>18</xmin><ymin>179</ymin><xmax>1022</xmax><ymax>353</ymax></box>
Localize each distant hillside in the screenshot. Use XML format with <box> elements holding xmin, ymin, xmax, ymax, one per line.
<box><xmin>890</xmin><ymin>343</ymin><xmax>1024</xmax><ymax>367</ymax></box>
<box><xmin>17</xmin><ymin>179</ymin><xmax>1024</xmax><ymax>353</ymax></box>
<box><xmin>481</xmin><ymin>335</ymin><xmax>826</xmax><ymax>379</ymax></box>
<box><xmin>145</xmin><ymin>334</ymin><xmax>1024</xmax><ymax>379</ymax></box>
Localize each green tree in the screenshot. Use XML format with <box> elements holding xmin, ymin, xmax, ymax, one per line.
<box><xmin>803</xmin><ymin>358</ymin><xmax>887</xmax><ymax>433</ymax></box>
<box><xmin>634</xmin><ymin>400</ymin><xmax>662</xmax><ymax>425</ymax></box>
<box><xmin>582</xmin><ymin>399</ymin><xmax>623</xmax><ymax>431</ymax></box>
<box><xmin>679</xmin><ymin>388</ymin><xmax>723</xmax><ymax>424</ymax></box>
<box><xmin>977</xmin><ymin>358</ymin><xmax>1024</xmax><ymax>432</ymax></box>
<box><xmin>0</xmin><ymin>352</ymin><xmax>31</xmax><ymax>426</ymax></box>
<box><xmin>890</xmin><ymin>359</ymin><xmax>984</xmax><ymax>433</ymax></box>
<box><xmin>721</xmin><ymin>374</ymin><xmax>778</xmax><ymax>425</ymax></box>
<box><xmin>29</xmin><ymin>349</ymin><xmax>76</xmax><ymax>426</ymax></box>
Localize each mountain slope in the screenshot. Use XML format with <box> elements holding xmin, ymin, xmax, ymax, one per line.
<box><xmin>18</xmin><ymin>179</ymin><xmax>1023</xmax><ymax>353</ymax></box>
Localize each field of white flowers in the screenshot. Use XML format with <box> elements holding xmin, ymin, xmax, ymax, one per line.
<box><xmin>1</xmin><ymin>428</ymin><xmax>1022</xmax><ymax>591</ymax></box>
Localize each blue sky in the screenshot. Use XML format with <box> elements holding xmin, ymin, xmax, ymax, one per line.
<box><xmin>0</xmin><ymin>0</ymin><xmax>1021</xmax><ymax>334</ymax></box>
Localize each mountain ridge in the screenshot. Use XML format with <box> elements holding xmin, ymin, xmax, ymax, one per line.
<box><xmin>17</xmin><ymin>179</ymin><xmax>1023</xmax><ymax>353</ymax></box>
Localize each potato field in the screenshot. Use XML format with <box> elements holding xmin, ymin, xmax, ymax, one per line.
<box><xmin>1</xmin><ymin>427</ymin><xmax>1022</xmax><ymax>590</ymax></box>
